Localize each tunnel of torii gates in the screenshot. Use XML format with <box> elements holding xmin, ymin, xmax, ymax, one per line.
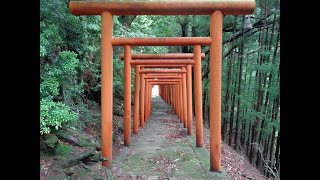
<box><xmin>69</xmin><ymin>0</ymin><xmax>255</xmax><ymax>172</ymax></box>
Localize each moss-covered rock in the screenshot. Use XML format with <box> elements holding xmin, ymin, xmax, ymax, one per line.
<box><xmin>44</xmin><ymin>134</ymin><xmax>58</xmax><ymax>148</ymax></box>
<box><xmin>55</xmin><ymin>143</ymin><xmax>74</xmax><ymax>156</ymax></box>
<box><xmin>56</xmin><ymin>128</ymin><xmax>98</xmax><ymax>147</ymax></box>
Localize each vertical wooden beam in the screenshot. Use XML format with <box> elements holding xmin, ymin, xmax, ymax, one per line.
<box><xmin>149</xmin><ymin>83</ymin><xmax>152</xmax><ymax>118</ymax></box>
<box><xmin>101</xmin><ymin>11</ymin><xmax>113</xmax><ymax>168</ymax></box>
<box><xmin>194</xmin><ymin>45</ymin><xmax>204</xmax><ymax>147</ymax></box>
<box><xmin>187</xmin><ymin>65</ymin><xmax>193</xmax><ymax>135</ymax></box>
<box><xmin>182</xmin><ymin>67</ymin><xmax>188</xmax><ymax>129</ymax></box>
<box><xmin>124</xmin><ymin>45</ymin><xmax>132</xmax><ymax>146</ymax></box>
<box><xmin>175</xmin><ymin>85</ymin><xmax>178</xmax><ymax>115</ymax></box>
<box><xmin>133</xmin><ymin>65</ymin><xmax>140</xmax><ymax>134</ymax></box>
<box><xmin>210</xmin><ymin>10</ymin><xmax>222</xmax><ymax>172</ymax></box>
<box><xmin>140</xmin><ymin>69</ymin><xmax>145</xmax><ymax>127</ymax></box>
<box><xmin>145</xmin><ymin>80</ymin><xmax>149</xmax><ymax>121</ymax></box>
<box><xmin>179</xmin><ymin>79</ymin><xmax>183</xmax><ymax>123</ymax></box>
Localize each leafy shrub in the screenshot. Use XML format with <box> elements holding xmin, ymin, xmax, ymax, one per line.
<box><xmin>40</xmin><ymin>99</ymin><xmax>78</xmax><ymax>135</ymax></box>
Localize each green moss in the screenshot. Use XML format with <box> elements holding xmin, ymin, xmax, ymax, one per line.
<box><xmin>55</xmin><ymin>143</ymin><xmax>74</xmax><ymax>156</ymax></box>
<box><xmin>121</xmin><ymin>153</ymin><xmax>157</xmax><ymax>173</ymax></box>
<box><xmin>56</xmin><ymin>128</ymin><xmax>98</xmax><ymax>147</ymax></box>
<box><xmin>77</xmin><ymin>138</ymin><xmax>91</xmax><ymax>147</ymax></box>
<box><xmin>101</xmin><ymin>167</ymin><xmax>113</xmax><ymax>180</ymax></box>
<box><xmin>44</xmin><ymin>134</ymin><xmax>58</xmax><ymax>148</ymax></box>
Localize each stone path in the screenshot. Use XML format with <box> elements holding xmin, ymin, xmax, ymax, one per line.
<box><xmin>111</xmin><ymin>96</ymin><xmax>229</xmax><ymax>180</ymax></box>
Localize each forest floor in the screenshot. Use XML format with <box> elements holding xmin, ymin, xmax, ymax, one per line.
<box><xmin>40</xmin><ymin>96</ymin><xmax>270</xmax><ymax>180</ymax></box>
<box><xmin>201</xmin><ymin>124</ymin><xmax>269</xmax><ymax>180</ymax></box>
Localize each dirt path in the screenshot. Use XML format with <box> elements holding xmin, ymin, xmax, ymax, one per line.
<box><xmin>110</xmin><ymin>96</ymin><xmax>229</xmax><ymax>180</ymax></box>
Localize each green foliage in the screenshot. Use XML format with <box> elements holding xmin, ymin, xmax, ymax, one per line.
<box><xmin>40</xmin><ymin>51</ymin><xmax>81</xmax><ymax>100</ymax></box>
<box><xmin>40</xmin><ymin>0</ymin><xmax>100</xmax><ymax>135</ymax></box>
<box><xmin>40</xmin><ymin>99</ymin><xmax>78</xmax><ymax>135</ymax></box>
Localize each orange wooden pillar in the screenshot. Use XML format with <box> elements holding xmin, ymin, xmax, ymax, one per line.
<box><xmin>101</xmin><ymin>11</ymin><xmax>113</xmax><ymax>168</ymax></box>
<box><xmin>187</xmin><ymin>64</ymin><xmax>193</xmax><ymax>135</ymax></box>
<box><xmin>182</xmin><ymin>67</ymin><xmax>188</xmax><ymax>128</ymax></box>
<box><xmin>147</xmin><ymin>81</ymin><xmax>151</xmax><ymax>120</ymax></box>
<box><xmin>124</xmin><ymin>45</ymin><xmax>132</xmax><ymax>146</ymax></box>
<box><xmin>171</xmin><ymin>85</ymin><xmax>174</xmax><ymax>107</ymax></box>
<box><xmin>169</xmin><ymin>85</ymin><xmax>171</xmax><ymax>104</ymax></box>
<box><xmin>149</xmin><ymin>83</ymin><xmax>152</xmax><ymax>118</ymax></box>
<box><xmin>165</xmin><ymin>85</ymin><xmax>167</xmax><ymax>102</ymax></box>
<box><xmin>149</xmin><ymin>83</ymin><xmax>151</xmax><ymax>119</ymax></box>
<box><xmin>176</xmin><ymin>81</ymin><xmax>179</xmax><ymax>118</ymax></box>
<box><xmin>168</xmin><ymin>86</ymin><xmax>170</xmax><ymax>103</ymax></box>
<box><xmin>174</xmin><ymin>85</ymin><xmax>177</xmax><ymax>115</ymax></box>
<box><xmin>194</xmin><ymin>45</ymin><xmax>204</xmax><ymax>147</ymax></box>
<box><xmin>210</xmin><ymin>10</ymin><xmax>223</xmax><ymax>172</ymax></box>
<box><xmin>145</xmin><ymin>79</ymin><xmax>149</xmax><ymax>122</ymax></box>
<box><xmin>163</xmin><ymin>85</ymin><xmax>166</xmax><ymax>102</ymax></box>
<box><xmin>140</xmin><ymin>68</ymin><xmax>145</xmax><ymax>128</ymax></box>
<box><xmin>179</xmin><ymin>79</ymin><xmax>183</xmax><ymax>123</ymax></box>
<box><xmin>172</xmin><ymin>86</ymin><xmax>175</xmax><ymax>113</ymax></box>
<box><xmin>176</xmin><ymin>84</ymin><xmax>179</xmax><ymax>117</ymax></box>
<box><xmin>167</xmin><ymin>86</ymin><xmax>170</xmax><ymax>104</ymax></box>
<box><xmin>146</xmin><ymin>82</ymin><xmax>149</xmax><ymax>120</ymax></box>
<box><xmin>133</xmin><ymin>65</ymin><xmax>140</xmax><ymax>134</ymax></box>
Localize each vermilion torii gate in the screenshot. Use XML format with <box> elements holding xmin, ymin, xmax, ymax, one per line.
<box><xmin>69</xmin><ymin>0</ymin><xmax>255</xmax><ymax>172</ymax></box>
<box><xmin>122</xmin><ymin>53</ymin><xmax>205</xmax><ymax>136</ymax></box>
<box><xmin>126</xmin><ymin>54</ymin><xmax>206</xmax><ymax>150</ymax></box>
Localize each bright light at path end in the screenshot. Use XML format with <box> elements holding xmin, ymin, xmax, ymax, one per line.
<box><xmin>152</xmin><ymin>85</ymin><xmax>159</xmax><ymax>97</ymax></box>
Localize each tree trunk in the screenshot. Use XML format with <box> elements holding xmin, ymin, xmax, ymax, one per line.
<box><xmin>203</xmin><ymin>85</ymin><xmax>207</xmax><ymax>122</ymax></box>
<box><xmin>235</xmin><ymin>16</ymin><xmax>245</xmax><ymax>151</ymax></box>
<box><xmin>223</xmin><ymin>16</ymin><xmax>238</xmax><ymax>142</ymax></box>
<box><xmin>222</xmin><ymin>58</ymin><xmax>232</xmax><ymax>141</ymax></box>
<box><xmin>274</xmin><ymin>131</ymin><xmax>280</xmax><ymax>173</ymax></box>
<box><xmin>267</xmin><ymin>127</ymin><xmax>276</xmax><ymax>177</ymax></box>
<box><xmin>250</xmin><ymin>2</ymin><xmax>268</xmax><ymax>165</ymax></box>
<box><xmin>181</xmin><ymin>21</ymin><xmax>189</xmax><ymax>53</ymax></box>
<box><xmin>229</xmin><ymin>83</ymin><xmax>236</xmax><ymax>147</ymax></box>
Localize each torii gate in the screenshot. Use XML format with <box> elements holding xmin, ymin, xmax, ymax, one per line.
<box><xmin>122</xmin><ymin>53</ymin><xmax>204</xmax><ymax>135</ymax></box>
<box><xmin>123</xmin><ymin>54</ymin><xmax>206</xmax><ymax>149</ymax></box>
<box><xmin>69</xmin><ymin>0</ymin><xmax>255</xmax><ymax>172</ymax></box>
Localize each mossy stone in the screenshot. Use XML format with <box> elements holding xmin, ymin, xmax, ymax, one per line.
<box><xmin>55</xmin><ymin>143</ymin><xmax>74</xmax><ymax>156</ymax></box>
<box><xmin>44</xmin><ymin>134</ymin><xmax>58</xmax><ymax>148</ymax></box>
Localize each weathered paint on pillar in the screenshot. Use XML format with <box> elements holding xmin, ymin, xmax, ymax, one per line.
<box><xmin>194</xmin><ymin>45</ymin><xmax>204</xmax><ymax>147</ymax></box>
<box><xmin>124</xmin><ymin>45</ymin><xmax>132</xmax><ymax>146</ymax></box>
<box><xmin>182</xmin><ymin>67</ymin><xmax>188</xmax><ymax>129</ymax></box>
<box><xmin>140</xmin><ymin>69</ymin><xmax>145</xmax><ymax>127</ymax></box>
<box><xmin>210</xmin><ymin>10</ymin><xmax>222</xmax><ymax>172</ymax></box>
<box><xmin>186</xmin><ymin>65</ymin><xmax>193</xmax><ymax>135</ymax></box>
<box><xmin>101</xmin><ymin>11</ymin><xmax>113</xmax><ymax>168</ymax></box>
<box><xmin>133</xmin><ymin>65</ymin><xmax>140</xmax><ymax>134</ymax></box>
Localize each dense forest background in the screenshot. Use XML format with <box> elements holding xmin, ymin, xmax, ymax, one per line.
<box><xmin>40</xmin><ymin>0</ymin><xmax>280</xmax><ymax>178</ymax></box>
